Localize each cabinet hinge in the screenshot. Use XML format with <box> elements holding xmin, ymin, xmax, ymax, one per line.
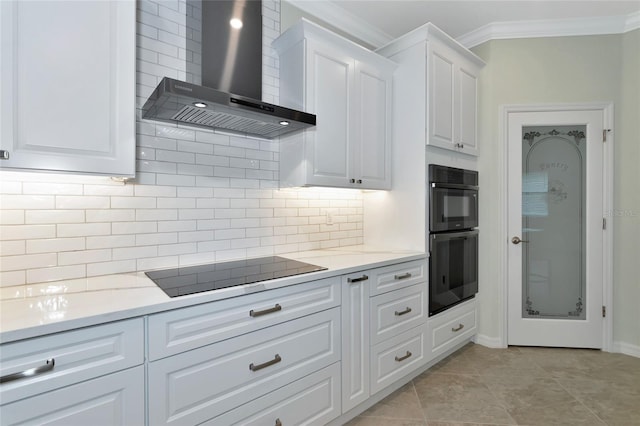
<box><xmin>602</xmin><ymin>306</ymin><xmax>606</xmax><ymax>318</ymax></box>
<box><xmin>603</xmin><ymin>129</ymin><xmax>611</xmax><ymax>142</ymax></box>
<box><xmin>603</xmin><ymin>218</ymin><xmax>607</xmax><ymax>230</ymax></box>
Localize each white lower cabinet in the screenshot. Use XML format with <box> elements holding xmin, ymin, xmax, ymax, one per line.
<box><xmin>341</xmin><ymin>271</ymin><xmax>371</xmax><ymax>412</ymax></box>
<box><xmin>206</xmin><ymin>363</ymin><xmax>341</xmax><ymax>426</ymax></box>
<box><xmin>0</xmin><ymin>319</ymin><xmax>144</xmax><ymax>426</ymax></box>
<box><xmin>370</xmin><ymin>324</ymin><xmax>427</xmax><ymax>395</ymax></box>
<box><xmin>341</xmin><ymin>260</ymin><xmax>429</xmax><ymax>415</ymax></box>
<box><xmin>427</xmin><ymin>298</ymin><xmax>477</xmax><ymax>358</ymax></box>
<box><xmin>148</xmin><ymin>308</ymin><xmax>341</xmax><ymax>426</ymax></box>
<box><xmin>0</xmin><ymin>366</ymin><xmax>144</xmax><ymax>426</ymax></box>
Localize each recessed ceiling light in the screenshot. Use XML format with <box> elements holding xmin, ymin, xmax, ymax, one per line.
<box><xmin>230</xmin><ymin>18</ymin><xmax>243</xmax><ymax>29</ymax></box>
<box><xmin>193</xmin><ymin>102</ymin><xmax>207</xmax><ymax>108</ymax></box>
<box><xmin>279</xmin><ymin>121</ymin><xmax>290</xmax><ymax>126</ymax></box>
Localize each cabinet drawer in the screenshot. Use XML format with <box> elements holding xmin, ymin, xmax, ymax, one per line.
<box><xmin>370</xmin><ymin>324</ymin><xmax>426</xmax><ymax>395</ymax></box>
<box><xmin>0</xmin><ymin>366</ymin><xmax>144</xmax><ymax>426</ymax></box>
<box><xmin>148</xmin><ymin>308</ymin><xmax>341</xmax><ymax>426</ymax></box>
<box><xmin>0</xmin><ymin>318</ymin><xmax>143</xmax><ymax>405</ymax></box>
<box><xmin>206</xmin><ymin>363</ymin><xmax>341</xmax><ymax>426</ymax></box>
<box><xmin>428</xmin><ymin>299</ymin><xmax>476</xmax><ymax>358</ymax></box>
<box><xmin>370</xmin><ymin>284</ymin><xmax>425</xmax><ymax>345</ymax></box>
<box><xmin>370</xmin><ymin>260</ymin><xmax>426</xmax><ymax>296</ymax></box>
<box><xmin>148</xmin><ymin>277</ymin><xmax>340</xmax><ymax>360</ymax></box>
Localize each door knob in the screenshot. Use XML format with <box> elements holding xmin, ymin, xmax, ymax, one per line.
<box><xmin>511</xmin><ymin>236</ymin><xmax>529</xmax><ymax>244</ymax></box>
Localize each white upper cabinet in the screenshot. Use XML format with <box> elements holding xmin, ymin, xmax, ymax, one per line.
<box><xmin>379</xmin><ymin>23</ymin><xmax>484</xmax><ymax>157</ymax></box>
<box><xmin>274</xmin><ymin>19</ymin><xmax>395</xmax><ymax>190</ymax></box>
<box><xmin>427</xmin><ymin>38</ymin><xmax>481</xmax><ymax>156</ymax></box>
<box><xmin>0</xmin><ymin>0</ymin><xmax>135</xmax><ymax>177</ymax></box>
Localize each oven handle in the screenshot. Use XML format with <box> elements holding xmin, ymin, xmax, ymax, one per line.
<box><xmin>431</xmin><ymin>182</ymin><xmax>479</xmax><ymax>191</ymax></box>
<box><xmin>431</xmin><ymin>229</ymin><xmax>479</xmax><ymax>242</ymax></box>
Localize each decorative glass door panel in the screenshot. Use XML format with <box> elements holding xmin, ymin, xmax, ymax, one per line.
<box><xmin>521</xmin><ymin>125</ymin><xmax>586</xmax><ymax>320</ymax></box>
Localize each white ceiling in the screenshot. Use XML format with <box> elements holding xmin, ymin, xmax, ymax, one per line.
<box><xmin>287</xmin><ymin>0</ymin><xmax>640</xmax><ymax>48</ymax></box>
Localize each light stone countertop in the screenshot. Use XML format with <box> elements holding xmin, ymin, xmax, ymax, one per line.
<box><xmin>0</xmin><ymin>246</ymin><xmax>426</xmax><ymax>343</ymax></box>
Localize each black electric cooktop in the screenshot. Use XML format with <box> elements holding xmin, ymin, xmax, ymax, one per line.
<box><xmin>145</xmin><ymin>256</ymin><xmax>328</xmax><ymax>298</ymax></box>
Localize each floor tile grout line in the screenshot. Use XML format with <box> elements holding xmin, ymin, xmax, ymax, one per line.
<box><xmin>409</xmin><ymin>378</ymin><xmax>429</xmax><ymax>424</ymax></box>
<box><xmin>553</xmin><ymin>376</ymin><xmax>609</xmax><ymax>425</ymax></box>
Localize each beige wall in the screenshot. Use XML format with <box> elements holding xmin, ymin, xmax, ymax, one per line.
<box><xmin>471</xmin><ymin>31</ymin><xmax>640</xmax><ymax>350</ymax></box>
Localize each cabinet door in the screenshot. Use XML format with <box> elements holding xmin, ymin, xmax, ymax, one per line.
<box><xmin>0</xmin><ymin>0</ymin><xmax>135</xmax><ymax>176</ymax></box>
<box><xmin>304</xmin><ymin>39</ymin><xmax>354</xmax><ymax>187</ymax></box>
<box><xmin>427</xmin><ymin>40</ymin><xmax>456</xmax><ymax>151</ymax></box>
<box><xmin>0</xmin><ymin>366</ymin><xmax>144</xmax><ymax>426</ymax></box>
<box><xmin>456</xmin><ymin>58</ymin><xmax>479</xmax><ymax>156</ymax></box>
<box><xmin>353</xmin><ymin>60</ymin><xmax>392</xmax><ymax>190</ymax></box>
<box><xmin>341</xmin><ymin>271</ymin><xmax>370</xmax><ymax>413</ymax></box>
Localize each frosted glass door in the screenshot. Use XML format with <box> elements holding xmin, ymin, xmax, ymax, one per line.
<box><xmin>521</xmin><ymin>126</ymin><xmax>587</xmax><ymax>319</ymax></box>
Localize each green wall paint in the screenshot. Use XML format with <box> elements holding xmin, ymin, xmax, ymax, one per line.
<box><xmin>472</xmin><ymin>31</ymin><xmax>639</xmax><ymax>349</ymax></box>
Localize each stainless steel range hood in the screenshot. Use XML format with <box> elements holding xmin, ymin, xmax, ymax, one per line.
<box><xmin>141</xmin><ymin>0</ymin><xmax>315</xmax><ymax>139</ymax></box>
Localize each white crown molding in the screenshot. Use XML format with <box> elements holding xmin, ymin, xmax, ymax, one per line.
<box><xmin>458</xmin><ymin>12</ymin><xmax>640</xmax><ymax>49</ymax></box>
<box><xmin>285</xmin><ymin>0</ymin><xmax>394</xmax><ymax>48</ymax></box>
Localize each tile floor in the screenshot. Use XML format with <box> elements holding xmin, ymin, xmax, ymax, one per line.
<box><xmin>345</xmin><ymin>343</ymin><xmax>640</xmax><ymax>426</ymax></box>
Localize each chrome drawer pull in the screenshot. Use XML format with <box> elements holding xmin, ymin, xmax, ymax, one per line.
<box><xmin>395</xmin><ymin>307</ymin><xmax>412</xmax><ymax>316</ymax></box>
<box><xmin>250</xmin><ymin>304</ymin><xmax>282</xmax><ymax>317</ymax></box>
<box><xmin>452</xmin><ymin>323</ymin><xmax>464</xmax><ymax>332</ymax></box>
<box><xmin>275</xmin><ymin>419</ymin><xmax>282</xmax><ymax>426</ymax></box>
<box><xmin>395</xmin><ymin>351</ymin><xmax>412</xmax><ymax>362</ymax></box>
<box><xmin>249</xmin><ymin>354</ymin><xmax>282</xmax><ymax>372</ymax></box>
<box><xmin>394</xmin><ymin>272</ymin><xmax>412</xmax><ymax>280</ymax></box>
<box><xmin>0</xmin><ymin>358</ymin><xmax>55</xmax><ymax>384</ymax></box>
<box><xmin>348</xmin><ymin>275</ymin><xmax>368</xmax><ymax>283</ymax></box>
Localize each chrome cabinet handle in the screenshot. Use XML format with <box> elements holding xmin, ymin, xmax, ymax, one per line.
<box><xmin>0</xmin><ymin>358</ymin><xmax>55</xmax><ymax>384</ymax></box>
<box><xmin>455</xmin><ymin>143</ymin><xmax>464</xmax><ymax>148</ymax></box>
<box><xmin>452</xmin><ymin>323</ymin><xmax>464</xmax><ymax>332</ymax></box>
<box><xmin>395</xmin><ymin>307</ymin><xmax>412</xmax><ymax>316</ymax></box>
<box><xmin>0</xmin><ymin>150</ymin><xmax>9</xmax><ymax>160</ymax></box>
<box><xmin>275</xmin><ymin>419</ymin><xmax>282</xmax><ymax>426</ymax></box>
<box><xmin>249</xmin><ymin>354</ymin><xmax>282</xmax><ymax>372</ymax></box>
<box><xmin>395</xmin><ymin>351</ymin><xmax>412</xmax><ymax>362</ymax></box>
<box><xmin>349</xmin><ymin>178</ymin><xmax>355</xmax><ymax>183</ymax></box>
<box><xmin>511</xmin><ymin>236</ymin><xmax>529</xmax><ymax>244</ymax></box>
<box><xmin>394</xmin><ymin>272</ymin><xmax>412</xmax><ymax>280</ymax></box>
<box><xmin>348</xmin><ymin>274</ymin><xmax>369</xmax><ymax>283</ymax></box>
<box><xmin>357</xmin><ymin>179</ymin><xmax>362</xmax><ymax>184</ymax></box>
<box><xmin>250</xmin><ymin>304</ymin><xmax>282</xmax><ymax>317</ymax></box>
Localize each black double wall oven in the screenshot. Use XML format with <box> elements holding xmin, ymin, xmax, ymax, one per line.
<box><xmin>428</xmin><ymin>165</ymin><xmax>479</xmax><ymax>316</ymax></box>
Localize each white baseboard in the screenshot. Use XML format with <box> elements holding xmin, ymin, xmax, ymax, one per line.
<box><xmin>475</xmin><ymin>334</ymin><xmax>506</xmax><ymax>348</ymax></box>
<box><xmin>612</xmin><ymin>341</ymin><xmax>640</xmax><ymax>358</ymax></box>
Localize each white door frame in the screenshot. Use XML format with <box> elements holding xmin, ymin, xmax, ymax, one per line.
<box><xmin>499</xmin><ymin>102</ymin><xmax>614</xmax><ymax>351</ymax></box>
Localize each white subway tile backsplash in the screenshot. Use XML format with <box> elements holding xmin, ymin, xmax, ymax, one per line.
<box><xmin>58</xmin><ymin>249</ymin><xmax>111</xmax><ymax>266</ymax></box>
<box><xmin>0</xmin><ymin>240</ymin><xmax>25</xmax><ymax>256</ymax></box>
<box><xmin>27</xmin><ymin>265</ymin><xmax>86</xmax><ymax>284</ymax></box>
<box><xmin>136</xmin><ymin>232</ymin><xmax>177</xmax><ymax>246</ymax></box>
<box><xmin>86</xmin><ymin>235</ymin><xmax>135</xmax><ymax>250</ymax></box>
<box><xmin>0</xmin><ymin>253</ymin><xmax>56</xmax><ymax>272</ymax></box>
<box><xmin>86</xmin><ymin>209</ymin><xmax>135</xmax><ymax>223</ymax></box>
<box><xmin>87</xmin><ymin>260</ymin><xmax>136</xmax><ymax>277</ymax></box>
<box><xmin>136</xmin><ymin>209</ymin><xmax>178</xmax><ymax>221</ymax></box>
<box><xmin>56</xmin><ymin>196</ymin><xmax>110</xmax><ymax>210</ymax></box>
<box><xmin>0</xmin><ymin>271</ymin><xmax>26</xmax><ymax>287</ymax></box>
<box><xmin>157</xmin><ymin>220</ymin><xmax>196</xmax><ymax>232</ymax></box>
<box><xmin>113</xmin><ymin>246</ymin><xmax>158</xmax><ymax>261</ymax></box>
<box><xmin>26</xmin><ymin>210</ymin><xmax>85</xmax><ymax>224</ymax></box>
<box><xmin>1</xmin><ymin>195</ymin><xmax>55</xmax><ymax>210</ymax></box>
<box><xmin>1</xmin><ymin>225</ymin><xmax>56</xmax><ymax>241</ymax></box>
<box><xmin>26</xmin><ymin>237</ymin><xmax>85</xmax><ymax>254</ymax></box>
<box><xmin>112</xmin><ymin>221</ymin><xmax>158</xmax><ymax>235</ymax></box>
<box><xmin>0</xmin><ymin>1</ymin><xmax>366</xmax><ymax>287</ymax></box>
<box><xmin>158</xmin><ymin>242</ymin><xmax>196</xmax><ymax>256</ymax></box>
<box><xmin>0</xmin><ymin>210</ymin><xmax>24</xmax><ymax>225</ymax></box>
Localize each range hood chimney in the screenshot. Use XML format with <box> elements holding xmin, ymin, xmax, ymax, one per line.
<box><xmin>141</xmin><ymin>0</ymin><xmax>315</xmax><ymax>139</ymax></box>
